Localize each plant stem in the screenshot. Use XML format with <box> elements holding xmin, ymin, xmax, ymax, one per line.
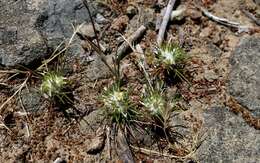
<box><xmin>157</xmin><ymin>0</ymin><xmax>177</xmax><ymax>45</ymax></box>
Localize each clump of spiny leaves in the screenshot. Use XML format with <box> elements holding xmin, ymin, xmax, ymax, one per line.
<box><xmin>40</xmin><ymin>71</ymin><xmax>69</xmax><ymax>101</ymax></box>
<box><xmin>101</xmin><ymin>83</ymin><xmax>136</xmax><ymax>124</ymax></box>
<box><xmin>141</xmin><ymin>82</ymin><xmax>166</xmax><ymax>117</ymax></box>
<box><xmin>157</xmin><ymin>43</ymin><xmax>186</xmax><ymax>70</ymax></box>
<box><xmin>154</xmin><ymin>43</ymin><xmax>188</xmax><ymax>84</ymax></box>
<box><xmin>140</xmin><ymin>80</ymin><xmax>183</xmax><ymax>144</ymax></box>
<box><xmin>140</xmin><ymin>81</ymin><xmax>172</xmax><ymax>124</ymax></box>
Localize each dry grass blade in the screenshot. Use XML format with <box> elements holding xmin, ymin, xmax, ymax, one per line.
<box><xmin>36</xmin><ymin>41</ymin><xmax>65</xmax><ymax>71</ymax></box>
<box><xmin>18</xmin><ymin>89</ymin><xmax>31</xmax><ymax>137</ymax></box>
<box><xmin>130</xmin><ymin>144</ymin><xmax>196</xmax><ymax>160</ymax></box>
<box><xmin>0</xmin><ymin>122</ymin><xmax>12</xmax><ymax>133</ymax></box>
<box><xmin>0</xmin><ymin>83</ymin><xmax>9</xmax><ymax>87</ymax></box>
<box><xmin>119</xmin><ymin>32</ymin><xmax>152</xmax><ymax>88</ymax></box>
<box><xmin>37</xmin><ymin>27</ymin><xmax>77</xmax><ymax>71</ymax></box>
<box><xmin>0</xmin><ymin>77</ymin><xmax>29</xmax><ymax>114</ymax></box>
<box><xmin>0</xmin><ymin>70</ymin><xmax>28</xmax><ymax>74</ymax></box>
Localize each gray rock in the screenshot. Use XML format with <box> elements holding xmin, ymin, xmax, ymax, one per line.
<box><xmin>229</xmin><ymin>36</ymin><xmax>260</xmax><ymax>118</ymax></box>
<box><xmin>196</xmin><ymin>107</ymin><xmax>260</xmax><ymax>163</ymax></box>
<box><xmin>204</xmin><ymin>69</ymin><xmax>219</xmax><ymax>82</ymax></box>
<box><xmin>0</xmin><ymin>0</ymin><xmax>96</xmax><ymax>67</ymax></box>
<box><xmin>0</xmin><ymin>0</ymin><xmax>48</xmax><ymax>67</ymax></box>
<box><xmin>78</xmin><ymin>23</ymin><xmax>100</xmax><ymax>38</ymax></box>
<box><xmin>19</xmin><ymin>88</ymin><xmax>43</xmax><ymax>113</ymax></box>
<box><xmin>207</xmin><ymin>43</ymin><xmax>222</xmax><ymax>58</ymax></box>
<box><xmin>84</xmin><ymin>55</ymin><xmax>113</xmax><ymax>81</ymax></box>
<box><xmin>79</xmin><ymin>109</ymin><xmax>105</xmax><ymax>133</ymax></box>
<box><xmin>39</xmin><ymin>0</ymin><xmax>93</xmax><ymax>45</ymax></box>
<box><xmin>187</xmin><ymin>8</ymin><xmax>202</xmax><ymax>20</ymax></box>
<box><xmin>86</xmin><ymin>128</ymin><xmax>106</xmax><ymax>154</ymax></box>
<box><xmin>128</xmin><ymin>7</ymin><xmax>155</xmax><ymax>33</ymax></box>
<box><xmin>116</xmin><ymin>128</ymin><xmax>135</xmax><ymax>163</ymax></box>
<box><xmin>95</xmin><ymin>13</ymin><xmax>109</xmax><ymax>24</ymax></box>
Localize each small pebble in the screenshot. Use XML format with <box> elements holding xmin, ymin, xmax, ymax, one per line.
<box><xmin>96</xmin><ymin>13</ymin><xmax>108</xmax><ymax>24</ymax></box>
<box><xmin>78</xmin><ymin>23</ymin><xmax>100</xmax><ymax>38</ymax></box>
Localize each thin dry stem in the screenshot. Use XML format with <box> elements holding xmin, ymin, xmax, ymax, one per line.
<box><xmin>19</xmin><ymin>89</ymin><xmax>31</xmax><ymax>137</ymax></box>
<box><xmin>0</xmin><ymin>77</ymin><xmax>29</xmax><ymax>114</ymax></box>
<box><xmin>82</xmin><ymin>0</ymin><xmax>101</xmax><ymax>49</ymax></box>
<box><xmin>0</xmin><ymin>121</ymin><xmax>12</xmax><ymax>133</ymax></box>
<box><xmin>37</xmin><ymin>28</ymin><xmax>77</xmax><ymax>71</ymax></box>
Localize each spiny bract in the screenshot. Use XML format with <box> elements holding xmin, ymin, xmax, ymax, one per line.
<box><xmin>40</xmin><ymin>72</ymin><xmax>67</xmax><ymax>98</ymax></box>
<box><xmin>141</xmin><ymin>91</ymin><xmax>165</xmax><ymax>116</ymax></box>
<box><xmin>157</xmin><ymin>43</ymin><xmax>185</xmax><ymax>68</ymax></box>
<box><xmin>102</xmin><ymin>84</ymin><xmax>132</xmax><ymax>124</ymax></box>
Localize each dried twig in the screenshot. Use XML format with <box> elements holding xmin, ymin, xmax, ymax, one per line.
<box><xmin>200</xmin><ymin>7</ymin><xmax>260</xmax><ymax>33</ymax></box>
<box><xmin>156</xmin><ymin>6</ymin><xmax>186</xmax><ymax>31</ymax></box>
<box><xmin>157</xmin><ymin>0</ymin><xmax>177</xmax><ymax>45</ymax></box>
<box><xmin>241</xmin><ymin>8</ymin><xmax>260</xmax><ymax>26</ymax></box>
<box><xmin>116</xmin><ymin>25</ymin><xmax>147</xmax><ymax>62</ymax></box>
<box><xmin>106</xmin><ymin>126</ymin><xmax>111</xmax><ymax>160</ymax></box>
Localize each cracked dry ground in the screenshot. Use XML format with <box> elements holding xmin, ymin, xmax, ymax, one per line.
<box><xmin>0</xmin><ymin>0</ymin><xmax>260</xmax><ymax>162</ymax></box>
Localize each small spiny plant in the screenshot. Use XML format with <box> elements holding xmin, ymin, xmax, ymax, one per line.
<box><xmin>155</xmin><ymin>43</ymin><xmax>188</xmax><ymax>84</ymax></box>
<box><xmin>40</xmin><ymin>71</ymin><xmax>71</xmax><ymax>104</ymax></box>
<box><xmin>101</xmin><ymin>83</ymin><xmax>136</xmax><ymax>125</ymax></box>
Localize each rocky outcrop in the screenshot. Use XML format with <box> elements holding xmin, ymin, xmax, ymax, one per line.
<box><xmin>0</xmin><ymin>0</ymin><xmax>94</xmax><ymax>67</ymax></box>
<box><xmin>196</xmin><ymin>36</ymin><xmax>260</xmax><ymax>162</ymax></box>
<box><xmin>196</xmin><ymin>107</ymin><xmax>260</xmax><ymax>162</ymax></box>
<box><xmin>229</xmin><ymin>36</ymin><xmax>260</xmax><ymax>118</ymax></box>
<box><xmin>0</xmin><ymin>0</ymin><xmax>47</xmax><ymax>66</ymax></box>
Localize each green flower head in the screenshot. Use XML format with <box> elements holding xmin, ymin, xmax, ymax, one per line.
<box><xmin>157</xmin><ymin>43</ymin><xmax>186</xmax><ymax>68</ymax></box>
<box><xmin>141</xmin><ymin>90</ymin><xmax>165</xmax><ymax>116</ymax></box>
<box><xmin>102</xmin><ymin>84</ymin><xmax>133</xmax><ymax>124</ymax></box>
<box><xmin>40</xmin><ymin>72</ymin><xmax>67</xmax><ymax>98</ymax></box>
